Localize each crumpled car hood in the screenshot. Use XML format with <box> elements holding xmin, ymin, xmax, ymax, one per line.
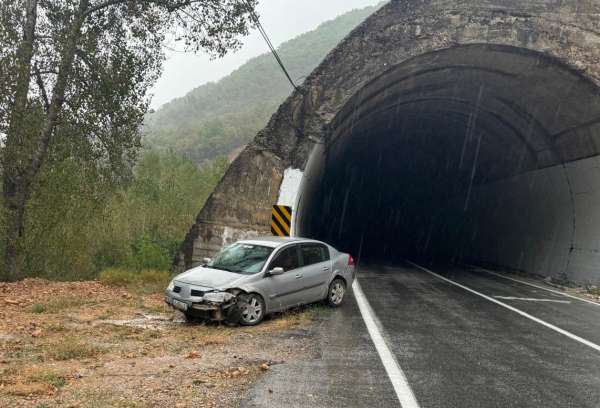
<box><xmin>174</xmin><ymin>266</ymin><xmax>244</xmax><ymax>289</ymax></box>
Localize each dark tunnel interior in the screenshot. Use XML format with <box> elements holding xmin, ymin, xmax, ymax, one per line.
<box><xmin>296</xmin><ymin>44</ymin><xmax>600</xmax><ymax>279</ymax></box>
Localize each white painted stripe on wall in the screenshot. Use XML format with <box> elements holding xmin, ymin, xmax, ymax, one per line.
<box><xmin>352</xmin><ymin>280</ymin><xmax>420</xmax><ymax>408</ymax></box>
<box><xmin>276</xmin><ymin>167</ymin><xmax>303</xmax><ymax>236</ymax></box>
<box><xmin>407</xmin><ymin>261</ymin><xmax>600</xmax><ymax>353</ymax></box>
<box><xmin>276</xmin><ymin>167</ymin><xmax>303</xmax><ymax>207</ymax></box>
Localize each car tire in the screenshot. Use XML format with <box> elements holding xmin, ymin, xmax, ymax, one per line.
<box><xmin>238</xmin><ymin>293</ymin><xmax>265</xmax><ymax>326</ymax></box>
<box><xmin>327</xmin><ymin>278</ymin><xmax>346</xmax><ymax>307</ymax></box>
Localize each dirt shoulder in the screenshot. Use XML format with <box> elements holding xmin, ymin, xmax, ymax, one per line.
<box><xmin>0</xmin><ymin>279</ymin><xmax>326</xmax><ymax>408</ymax></box>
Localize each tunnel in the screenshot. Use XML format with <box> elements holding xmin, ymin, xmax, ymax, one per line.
<box><xmin>295</xmin><ymin>44</ymin><xmax>600</xmax><ymax>281</ymax></box>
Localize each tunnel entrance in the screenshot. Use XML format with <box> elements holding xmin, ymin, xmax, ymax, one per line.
<box><xmin>296</xmin><ymin>44</ymin><xmax>600</xmax><ymax>280</ymax></box>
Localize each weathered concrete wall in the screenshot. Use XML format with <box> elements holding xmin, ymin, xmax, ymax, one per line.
<box><xmin>175</xmin><ymin>0</ymin><xmax>600</xmax><ymax>284</ymax></box>
<box><xmin>422</xmin><ymin>156</ymin><xmax>598</xmax><ymax>283</ymax></box>
<box><xmin>467</xmin><ymin>156</ymin><xmax>600</xmax><ymax>283</ymax></box>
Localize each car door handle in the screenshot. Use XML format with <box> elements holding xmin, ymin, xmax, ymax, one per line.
<box><xmin>322</xmin><ymin>266</ymin><xmax>330</xmax><ymax>271</ymax></box>
<box><xmin>295</xmin><ymin>274</ymin><xmax>303</xmax><ymax>279</ymax></box>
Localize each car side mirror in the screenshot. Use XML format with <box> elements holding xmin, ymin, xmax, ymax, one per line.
<box><xmin>266</xmin><ymin>267</ymin><xmax>284</xmax><ymax>276</ymax></box>
<box><xmin>202</xmin><ymin>257</ymin><xmax>212</xmax><ymax>266</ymax></box>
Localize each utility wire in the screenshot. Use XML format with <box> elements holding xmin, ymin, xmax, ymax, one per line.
<box><xmin>245</xmin><ymin>2</ymin><xmax>302</xmax><ymax>94</ymax></box>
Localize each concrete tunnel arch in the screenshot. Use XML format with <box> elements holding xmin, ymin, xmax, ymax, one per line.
<box><xmin>175</xmin><ymin>0</ymin><xmax>600</xmax><ymax>284</ymax></box>
<box><xmin>295</xmin><ymin>44</ymin><xmax>600</xmax><ymax>282</ymax></box>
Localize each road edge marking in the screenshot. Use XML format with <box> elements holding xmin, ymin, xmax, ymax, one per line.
<box><xmin>352</xmin><ymin>280</ymin><xmax>420</xmax><ymax>408</ymax></box>
<box><xmin>465</xmin><ymin>264</ymin><xmax>600</xmax><ymax>307</ymax></box>
<box><xmin>492</xmin><ymin>296</ymin><xmax>570</xmax><ymax>304</ymax></box>
<box><xmin>406</xmin><ymin>261</ymin><xmax>600</xmax><ymax>353</ymax></box>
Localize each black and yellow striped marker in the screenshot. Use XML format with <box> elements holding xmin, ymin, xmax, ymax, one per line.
<box><xmin>271</xmin><ymin>205</ymin><xmax>292</xmax><ymax>237</ymax></box>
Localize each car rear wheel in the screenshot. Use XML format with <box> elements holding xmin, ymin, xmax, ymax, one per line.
<box><xmin>327</xmin><ymin>278</ymin><xmax>346</xmax><ymax>307</ymax></box>
<box><xmin>238</xmin><ymin>294</ymin><xmax>265</xmax><ymax>326</ymax></box>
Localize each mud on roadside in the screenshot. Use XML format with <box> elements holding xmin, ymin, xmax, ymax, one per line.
<box><xmin>0</xmin><ymin>279</ymin><xmax>327</xmax><ymax>408</ymax></box>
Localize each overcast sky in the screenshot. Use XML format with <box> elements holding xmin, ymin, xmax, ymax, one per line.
<box><xmin>150</xmin><ymin>0</ymin><xmax>382</xmax><ymax>109</ymax></box>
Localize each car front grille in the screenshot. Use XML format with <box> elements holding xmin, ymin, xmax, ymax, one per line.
<box><xmin>173</xmin><ymin>286</ymin><xmax>182</xmax><ymax>293</ymax></box>
<box><xmin>190</xmin><ymin>289</ymin><xmax>205</xmax><ymax>297</ymax></box>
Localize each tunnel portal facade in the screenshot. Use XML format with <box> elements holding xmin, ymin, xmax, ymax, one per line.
<box><xmin>175</xmin><ymin>0</ymin><xmax>600</xmax><ymax>284</ymax></box>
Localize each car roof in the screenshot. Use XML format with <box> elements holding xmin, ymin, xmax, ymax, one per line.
<box><xmin>238</xmin><ymin>236</ymin><xmax>324</xmax><ymax>248</ymax></box>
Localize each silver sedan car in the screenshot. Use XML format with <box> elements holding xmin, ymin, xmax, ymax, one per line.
<box><xmin>165</xmin><ymin>237</ymin><xmax>355</xmax><ymax>326</ymax></box>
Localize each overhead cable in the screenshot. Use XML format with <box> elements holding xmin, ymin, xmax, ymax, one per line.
<box><xmin>244</xmin><ymin>2</ymin><xmax>303</xmax><ymax>94</ymax></box>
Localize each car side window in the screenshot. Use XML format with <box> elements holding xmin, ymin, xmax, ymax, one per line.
<box><xmin>300</xmin><ymin>244</ymin><xmax>330</xmax><ymax>266</ymax></box>
<box><xmin>269</xmin><ymin>245</ymin><xmax>300</xmax><ymax>272</ymax></box>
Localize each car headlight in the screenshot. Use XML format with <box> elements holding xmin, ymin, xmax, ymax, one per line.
<box><xmin>166</xmin><ymin>281</ymin><xmax>175</xmax><ymax>291</ymax></box>
<box><xmin>203</xmin><ymin>291</ymin><xmax>234</xmax><ymax>303</ymax></box>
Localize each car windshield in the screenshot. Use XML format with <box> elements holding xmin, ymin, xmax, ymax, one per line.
<box><xmin>208</xmin><ymin>243</ymin><xmax>274</xmax><ymax>274</ymax></box>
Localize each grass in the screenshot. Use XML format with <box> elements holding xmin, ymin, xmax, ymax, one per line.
<box><xmin>4</xmin><ymin>382</ymin><xmax>52</xmax><ymax>396</ymax></box>
<box><xmin>45</xmin><ymin>340</ymin><xmax>105</xmax><ymax>361</ymax></box>
<box><xmin>99</xmin><ymin>268</ymin><xmax>171</xmax><ymax>294</ymax></box>
<box><xmin>27</xmin><ymin>296</ymin><xmax>91</xmax><ymax>314</ymax></box>
<box><xmin>0</xmin><ymin>283</ymin><xmax>324</xmax><ymax>408</ymax></box>
<box><xmin>30</xmin><ymin>370</ymin><xmax>67</xmax><ymax>389</ymax></box>
<box><xmin>29</xmin><ymin>303</ymin><xmax>46</xmax><ymax>314</ymax></box>
<box><xmin>38</xmin><ymin>372</ymin><xmax>66</xmax><ymax>388</ymax></box>
<box><xmin>0</xmin><ymin>275</ymin><xmax>327</xmax><ymax>405</ymax></box>
<box><xmin>2</xmin><ymin>367</ymin><xmax>68</xmax><ymax>397</ymax></box>
<box><xmin>5</xmin><ymin>344</ymin><xmax>42</xmax><ymax>363</ymax></box>
<box><xmin>45</xmin><ymin>323</ymin><xmax>68</xmax><ymax>333</ymax></box>
<box><xmin>549</xmin><ymin>273</ymin><xmax>576</xmax><ymax>288</ymax></box>
<box><xmin>101</xmin><ymin>324</ymin><xmax>145</xmax><ymax>340</ymax></box>
<box><xmin>588</xmin><ymin>286</ymin><xmax>600</xmax><ymax>296</ymax></box>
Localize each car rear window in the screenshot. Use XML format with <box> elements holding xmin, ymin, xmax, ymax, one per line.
<box><xmin>301</xmin><ymin>244</ymin><xmax>330</xmax><ymax>266</ymax></box>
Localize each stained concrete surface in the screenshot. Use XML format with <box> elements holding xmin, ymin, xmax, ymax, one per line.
<box><xmin>244</xmin><ymin>263</ymin><xmax>600</xmax><ymax>407</ymax></box>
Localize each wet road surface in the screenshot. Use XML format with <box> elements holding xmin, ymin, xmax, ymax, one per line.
<box><xmin>243</xmin><ymin>263</ymin><xmax>600</xmax><ymax>407</ymax></box>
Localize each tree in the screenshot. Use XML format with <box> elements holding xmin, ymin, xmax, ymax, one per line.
<box><xmin>0</xmin><ymin>0</ymin><xmax>258</xmax><ymax>280</ymax></box>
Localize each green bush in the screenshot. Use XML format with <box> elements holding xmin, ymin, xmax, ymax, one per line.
<box><xmin>6</xmin><ymin>149</ymin><xmax>227</xmax><ymax>281</ymax></box>
<box><xmin>131</xmin><ymin>236</ymin><xmax>171</xmax><ymax>271</ymax></box>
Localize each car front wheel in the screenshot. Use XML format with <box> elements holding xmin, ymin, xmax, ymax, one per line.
<box><xmin>238</xmin><ymin>293</ymin><xmax>265</xmax><ymax>326</ymax></box>
<box><xmin>327</xmin><ymin>278</ymin><xmax>346</xmax><ymax>307</ymax></box>
<box><xmin>183</xmin><ymin>311</ymin><xmax>198</xmax><ymax>323</ymax></box>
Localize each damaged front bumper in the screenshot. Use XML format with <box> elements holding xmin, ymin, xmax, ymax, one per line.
<box><xmin>164</xmin><ymin>284</ymin><xmax>238</xmax><ymax>321</ymax></box>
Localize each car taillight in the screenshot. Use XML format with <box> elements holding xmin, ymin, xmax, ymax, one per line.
<box><xmin>348</xmin><ymin>255</ymin><xmax>355</xmax><ymax>266</ymax></box>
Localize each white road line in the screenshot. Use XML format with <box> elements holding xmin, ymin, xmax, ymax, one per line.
<box><xmin>406</xmin><ymin>261</ymin><xmax>600</xmax><ymax>353</ymax></box>
<box><xmin>493</xmin><ymin>296</ymin><xmax>571</xmax><ymax>304</ymax></box>
<box><xmin>466</xmin><ymin>264</ymin><xmax>600</xmax><ymax>307</ymax></box>
<box><xmin>352</xmin><ymin>280</ymin><xmax>420</xmax><ymax>408</ymax></box>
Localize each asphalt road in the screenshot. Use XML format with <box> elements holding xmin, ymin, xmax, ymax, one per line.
<box><xmin>243</xmin><ymin>262</ymin><xmax>600</xmax><ymax>407</ymax></box>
